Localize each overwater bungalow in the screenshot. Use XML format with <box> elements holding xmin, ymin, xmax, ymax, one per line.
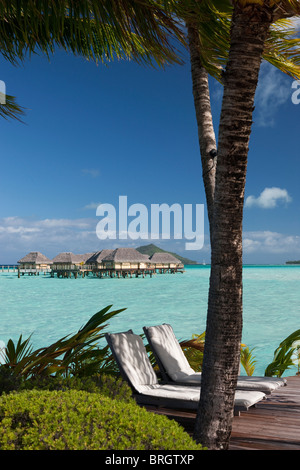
<box><xmin>18</xmin><ymin>252</ymin><xmax>53</xmax><ymax>275</ymax></box>
<box><xmin>51</xmin><ymin>252</ymin><xmax>95</xmax><ymax>278</ymax></box>
<box><xmin>101</xmin><ymin>248</ymin><xmax>150</xmax><ymax>271</ymax></box>
<box><xmin>85</xmin><ymin>249</ymin><xmax>114</xmax><ymax>270</ymax></box>
<box><xmin>52</xmin><ymin>252</ymin><xmax>86</xmax><ymax>270</ymax></box>
<box><xmin>149</xmin><ymin>252</ymin><xmax>184</xmax><ymax>272</ymax></box>
<box><xmin>17</xmin><ymin>248</ymin><xmax>184</xmax><ymax>279</ymax></box>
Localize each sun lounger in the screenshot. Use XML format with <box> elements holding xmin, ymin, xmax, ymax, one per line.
<box><xmin>105</xmin><ymin>330</ymin><xmax>266</xmax><ymax>416</ymax></box>
<box><xmin>143</xmin><ymin>323</ymin><xmax>286</xmax><ymax>394</ymax></box>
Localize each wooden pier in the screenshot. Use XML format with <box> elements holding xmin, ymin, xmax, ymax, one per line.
<box><xmin>18</xmin><ymin>268</ymin><xmax>51</xmax><ymax>277</ymax></box>
<box><xmin>145</xmin><ymin>376</ymin><xmax>300</xmax><ymax>450</ymax></box>
<box><xmin>49</xmin><ymin>267</ymin><xmax>183</xmax><ymax>279</ymax></box>
<box><xmin>15</xmin><ymin>265</ymin><xmax>184</xmax><ymax>279</ymax></box>
<box><xmin>50</xmin><ymin>268</ymin><xmax>156</xmax><ymax>279</ymax></box>
<box><xmin>1</xmin><ymin>265</ymin><xmax>18</xmax><ymax>272</ymax></box>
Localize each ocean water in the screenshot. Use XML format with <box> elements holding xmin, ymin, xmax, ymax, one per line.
<box><xmin>0</xmin><ymin>265</ymin><xmax>299</xmax><ymax>376</ymax></box>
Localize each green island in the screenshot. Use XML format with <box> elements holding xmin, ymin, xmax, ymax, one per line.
<box><xmin>136</xmin><ymin>243</ymin><xmax>198</xmax><ymax>265</ymax></box>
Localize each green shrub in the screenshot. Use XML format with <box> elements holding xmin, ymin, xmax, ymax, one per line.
<box><xmin>20</xmin><ymin>374</ymin><xmax>133</xmax><ymax>402</ymax></box>
<box><xmin>0</xmin><ymin>389</ymin><xmax>204</xmax><ymax>450</ymax></box>
<box><xmin>0</xmin><ymin>368</ymin><xmax>133</xmax><ymax>403</ymax></box>
<box><xmin>0</xmin><ymin>367</ymin><xmax>21</xmax><ymax>395</ymax></box>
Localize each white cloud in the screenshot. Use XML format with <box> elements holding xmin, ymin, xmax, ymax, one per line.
<box><xmin>255</xmin><ymin>62</ymin><xmax>292</xmax><ymax>127</ymax></box>
<box><xmin>81</xmin><ymin>169</ymin><xmax>100</xmax><ymax>178</ymax></box>
<box><xmin>0</xmin><ymin>216</ymin><xmax>99</xmax><ymax>261</ymax></box>
<box><xmin>245</xmin><ymin>187</ymin><xmax>292</xmax><ymax>209</ymax></box>
<box><xmin>243</xmin><ymin>231</ymin><xmax>300</xmax><ymax>255</ymax></box>
<box><xmin>82</xmin><ymin>202</ymin><xmax>102</xmax><ymax>210</ymax></box>
<box><xmin>39</xmin><ymin>218</ymin><xmax>91</xmax><ymax>229</ymax></box>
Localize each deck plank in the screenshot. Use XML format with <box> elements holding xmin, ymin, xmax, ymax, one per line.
<box><xmin>145</xmin><ymin>376</ymin><xmax>300</xmax><ymax>450</ymax></box>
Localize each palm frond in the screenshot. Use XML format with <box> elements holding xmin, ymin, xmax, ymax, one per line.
<box><xmin>240</xmin><ymin>346</ymin><xmax>257</xmax><ymax>376</ymax></box>
<box><xmin>180</xmin><ymin>332</ymin><xmax>206</xmax><ymax>372</ymax></box>
<box><xmin>265</xmin><ymin>329</ymin><xmax>300</xmax><ymax>377</ymax></box>
<box><xmin>0</xmin><ymin>94</ymin><xmax>26</xmax><ymax>122</ymax></box>
<box><xmin>177</xmin><ymin>0</ymin><xmax>233</xmax><ymax>81</ymax></box>
<box><xmin>0</xmin><ymin>1</ymin><xmax>186</xmax><ymax>122</ymax></box>
<box><xmin>180</xmin><ymin>1</ymin><xmax>300</xmax><ymax>82</ymax></box>
<box><xmin>2</xmin><ymin>334</ymin><xmax>33</xmax><ymax>366</ymax></box>
<box><xmin>264</xmin><ymin>17</ymin><xmax>300</xmax><ymax>79</ymax></box>
<box><xmin>273</xmin><ymin>1</ymin><xmax>300</xmax><ymax>20</ymax></box>
<box><xmin>0</xmin><ymin>1</ymin><xmax>185</xmax><ymax>67</ymax></box>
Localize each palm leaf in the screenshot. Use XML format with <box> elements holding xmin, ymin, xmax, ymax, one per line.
<box><xmin>3</xmin><ymin>334</ymin><xmax>33</xmax><ymax>366</ymax></box>
<box><xmin>264</xmin><ymin>18</ymin><xmax>300</xmax><ymax>80</ymax></box>
<box><xmin>0</xmin><ymin>1</ymin><xmax>185</xmax><ymax>122</ymax></box>
<box><xmin>240</xmin><ymin>346</ymin><xmax>257</xmax><ymax>376</ymax></box>
<box><xmin>178</xmin><ymin>1</ymin><xmax>300</xmax><ymax>82</ymax></box>
<box><xmin>180</xmin><ymin>332</ymin><xmax>206</xmax><ymax>372</ymax></box>
<box><xmin>0</xmin><ymin>1</ymin><xmax>185</xmax><ymax>66</ymax></box>
<box><xmin>0</xmin><ymin>94</ymin><xmax>26</xmax><ymax>122</ymax></box>
<box><xmin>6</xmin><ymin>305</ymin><xmax>125</xmax><ymax>378</ymax></box>
<box><xmin>265</xmin><ymin>329</ymin><xmax>300</xmax><ymax>377</ymax></box>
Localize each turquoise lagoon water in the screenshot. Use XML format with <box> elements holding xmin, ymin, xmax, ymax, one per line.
<box><xmin>0</xmin><ymin>265</ymin><xmax>299</xmax><ymax>377</ymax></box>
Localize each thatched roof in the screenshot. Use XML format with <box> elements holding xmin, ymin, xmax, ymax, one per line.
<box><xmin>85</xmin><ymin>249</ymin><xmax>114</xmax><ymax>264</ymax></box>
<box><xmin>52</xmin><ymin>252</ymin><xmax>83</xmax><ymax>263</ymax></box>
<box><xmin>18</xmin><ymin>252</ymin><xmax>53</xmax><ymax>265</ymax></box>
<box><xmin>149</xmin><ymin>252</ymin><xmax>181</xmax><ymax>264</ymax></box>
<box><xmin>102</xmin><ymin>248</ymin><xmax>150</xmax><ymax>263</ymax></box>
<box><xmin>78</xmin><ymin>253</ymin><xmax>95</xmax><ymax>262</ymax></box>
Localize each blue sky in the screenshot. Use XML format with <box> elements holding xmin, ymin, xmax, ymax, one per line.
<box><xmin>0</xmin><ymin>45</ymin><xmax>299</xmax><ymax>264</ymax></box>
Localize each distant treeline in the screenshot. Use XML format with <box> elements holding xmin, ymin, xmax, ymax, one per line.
<box><xmin>286</xmin><ymin>260</ymin><xmax>300</xmax><ymax>264</ymax></box>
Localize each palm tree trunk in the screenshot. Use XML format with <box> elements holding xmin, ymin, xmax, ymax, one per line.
<box><xmin>193</xmin><ymin>3</ymin><xmax>274</xmax><ymax>450</ymax></box>
<box><xmin>186</xmin><ymin>22</ymin><xmax>217</xmax><ymax>229</ymax></box>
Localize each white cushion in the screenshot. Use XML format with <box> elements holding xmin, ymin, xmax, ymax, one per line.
<box><xmin>138</xmin><ymin>384</ymin><xmax>265</xmax><ymax>409</ymax></box>
<box><xmin>174</xmin><ymin>371</ymin><xmax>202</xmax><ymax>383</ymax></box>
<box><xmin>109</xmin><ymin>332</ymin><xmax>158</xmax><ymax>393</ymax></box>
<box><xmin>235</xmin><ymin>376</ymin><xmax>286</xmax><ymax>392</ymax></box>
<box><xmin>146</xmin><ymin>324</ymin><xmax>195</xmax><ymax>381</ymax></box>
<box><xmin>159</xmin><ymin>373</ymin><xmax>286</xmax><ymax>391</ymax></box>
<box><xmin>138</xmin><ymin>384</ymin><xmax>201</xmax><ymax>401</ymax></box>
<box><xmin>234</xmin><ymin>390</ymin><xmax>265</xmax><ymax>409</ymax></box>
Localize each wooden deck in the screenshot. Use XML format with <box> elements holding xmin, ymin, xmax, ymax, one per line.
<box><xmin>146</xmin><ymin>376</ymin><xmax>300</xmax><ymax>450</ymax></box>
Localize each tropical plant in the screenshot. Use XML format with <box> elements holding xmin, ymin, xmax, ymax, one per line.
<box><xmin>265</xmin><ymin>329</ymin><xmax>300</xmax><ymax>377</ymax></box>
<box><xmin>240</xmin><ymin>346</ymin><xmax>257</xmax><ymax>377</ymax></box>
<box><xmin>0</xmin><ymin>334</ymin><xmax>33</xmax><ymax>367</ymax></box>
<box><xmin>0</xmin><ymin>305</ymin><xmax>125</xmax><ymax>380</ymax></box>
<box><xmin>180</xmin><ymin>332</ymin><xmax>206</xmax><ymax>372</ymax></box>
<box><xmin>0</xmin><ymin>0</ymin><xmax>185</xmax><ymax>121</ymax></box>
<box><xmin>180</xmin><ymin>333</ymin><xmax>257</xmax><ymax>377</ymax></box>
